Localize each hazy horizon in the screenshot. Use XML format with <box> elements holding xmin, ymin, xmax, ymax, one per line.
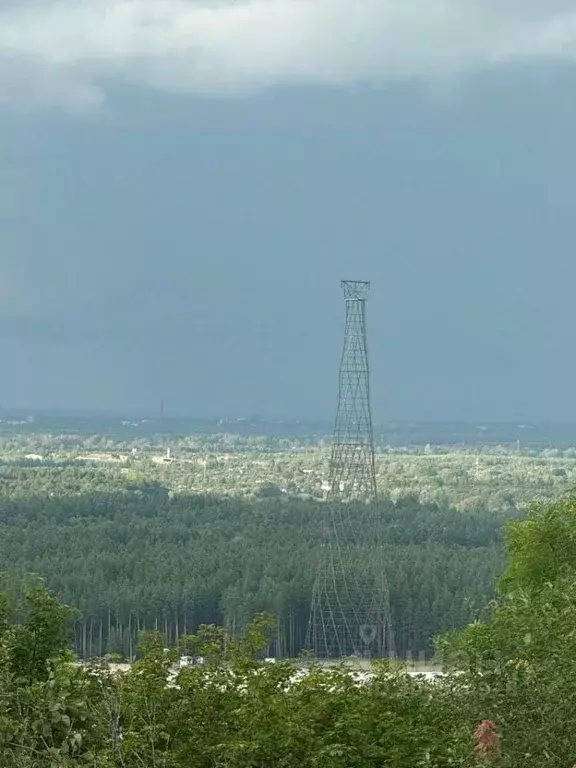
<box><xmin>4</xmin><ymin>407</ymin><xmax>576</xmax><ymax>431</ymax></box>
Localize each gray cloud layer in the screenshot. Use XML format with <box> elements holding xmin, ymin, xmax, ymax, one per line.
<box><xmin>1</xmin><ymin>0</ymin><xmax>576</xmax><ymax>109</ymax></box>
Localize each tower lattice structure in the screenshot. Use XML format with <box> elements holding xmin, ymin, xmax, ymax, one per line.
<box><xmin>307</xmin><ymin>280</ymin><xmax>393</xmax><ymax>659</ymax></box>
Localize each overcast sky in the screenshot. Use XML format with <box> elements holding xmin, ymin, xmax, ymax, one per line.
<box><xmin>2</xmin><ymin>1</ymin><xmax>576</xmax><ymax>422</ymax></box>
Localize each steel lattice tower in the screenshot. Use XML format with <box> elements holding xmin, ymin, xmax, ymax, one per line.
<box><xmin>307</xmin><ymin>280</ymin><xmax>393</xmax><ymax>659</ymax></box>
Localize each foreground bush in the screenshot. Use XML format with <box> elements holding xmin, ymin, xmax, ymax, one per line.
<box><xmin>3</xmin><ymin>497</ymin><xmax>576</xmax><ymax>765</ymax></box>
<box><xmin>0</xmin><ymin>600</ymin><xmax>474</xmax><ymax>767</ymax></box>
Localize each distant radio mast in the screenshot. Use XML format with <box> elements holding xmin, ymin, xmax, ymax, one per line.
<box><xmin>307</xmin><ymin>280</ymin><xmax>393</xmax><ymax>658</ymax></box>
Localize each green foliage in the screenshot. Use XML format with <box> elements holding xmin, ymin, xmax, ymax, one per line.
<box><xmin>0</xmin><ymin>591</ymin><xmax>474</xmax><ymax>768</ymax></box>
<box><xmin>439</xmin><ymin>496</ymin><xmax>576</xmax><ymax>766</ymax></box>
<box><xmin>0</xmin><ymin>581</ymin><xmax>95</xmax><ymax>767</ymax></box>
<box><xmin>500</xmin><ymin>496</ymin><xmax>576</xmax><ymax>591</ymax></box>
<box><xmin>441</xmin><ymin>579</ymin><xmax>576</xmax><ymax>766</ymax></box>
<box><xmin>90</xmin><ymin>621</ymin><xmax>476</xmax><ymax>768</ymax></box>
<box><xmin>8</xmin><ymin>580</ymin><xmax>79</xmax><ymax>684</ymax></box>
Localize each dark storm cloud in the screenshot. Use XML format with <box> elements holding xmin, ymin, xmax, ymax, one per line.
<box><xmin>1</xmin><ymin>66</ymin><xmax>576</xmax><ymax>419</ymax></box>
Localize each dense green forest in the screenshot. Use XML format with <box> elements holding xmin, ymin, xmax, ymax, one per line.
<box><xmin>2</xmin><ymin>418</ymin><xmax>576</xmax><ymax>763</ymax></box>
<box><xmin>0</xmin><ymin>464</ymin><xmax>512</xmax><ymax>659</ymax></box>
<box><xmin>2</xmin><ymin>496</ymin><xmax>576</xmax><ymax>766</ymax></box>
<box><xmin>2</xmin><ymin>417</ymin><xmax>575</xmax><ymax>661</ymax></box>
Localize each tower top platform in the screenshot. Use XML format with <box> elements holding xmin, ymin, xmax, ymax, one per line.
<box><xmin>341</xmin><ymin>280</ymin><xmax>370</xmax><ymax>300</ymax></box>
